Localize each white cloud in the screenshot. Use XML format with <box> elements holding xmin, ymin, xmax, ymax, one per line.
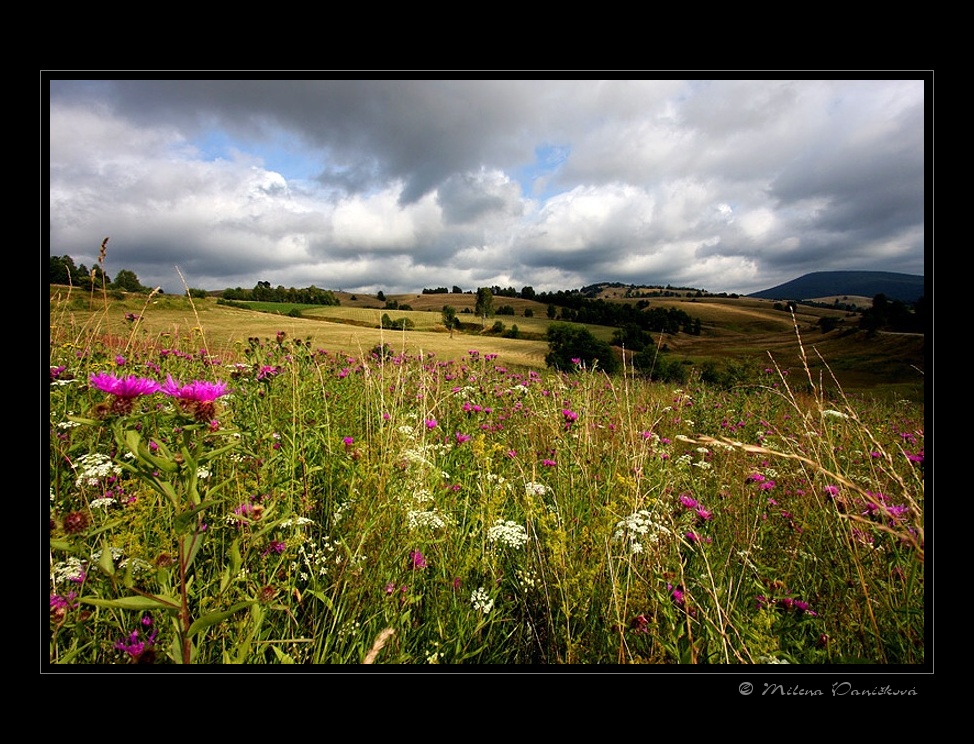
<box><xmin>47</xmin><ymin>79</ymin><xmax>926</xmax><ymax>296</ymax></box>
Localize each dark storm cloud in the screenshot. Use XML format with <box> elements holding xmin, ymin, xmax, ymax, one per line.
<box><xmin>47</xmin><ymin>77</ymin><xmax>927</xmax><ymax>296</ymax></box>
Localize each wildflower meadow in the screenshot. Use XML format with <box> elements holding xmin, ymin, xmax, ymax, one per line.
<box><xmin>48</xmin><ymin>293</ymin><xmax>925</xmax><ymax>666</ymax></box>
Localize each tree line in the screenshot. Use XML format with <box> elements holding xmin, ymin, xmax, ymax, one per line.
<box><xmin>222</xmin><ymin>282</ymin><xmax>340</xmax><ymax>306</ymax></box>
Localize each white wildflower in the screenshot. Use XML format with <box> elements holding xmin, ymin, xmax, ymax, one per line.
<box><xmin>50</xmin><ymin>556</ymin><xmax>86</xmax><ymax>586</ymax></box>
<box><xmin>487</xmin><ymin>519</ymin><xmax>529</xmax><ymax>549</ymax></box>
<box><xmin>407</xmin><ymin>508</ymin><xmax>452</xmax><ymax>530</ymax></box>
<box><xmin>517</xmin><ymin>569</ymin><xmax>538</xmax><ymax>589</ymax></box>
<box><xmin>822</xmin><ymin>409</ymin><xmax>850</xmax><ymax>419</ymax></box>
<box><xmin>524</xmin><ymin>481</ymin><xmax>550</xmax><ymax>498</ymax></box>
<box><xmin>89</xmin><ymin>497</ymin><xmax>116</xmax><ymax>510</ymax></box>
<box><xmin>484</xmin><ymin>472</ymin><xmax>508</xmax><ymax>487</ymax></box>
<box><xmin>118</xmin><ymin>557</ymin><xmax>154</xmax><ymax>575</ymax></box>
<box><xmin>73</xmin><ymin>453</ymin><xmax>121</xmax><ymax>488</ymax></box>
<box><xmin>279</xmin><ymin>516</ymin><xmax>314</xmax><ymax>528</ymax></box>
<box><xmin>470</xmin><ymin>587</ymin><xmax>494</xmax><ymax>614</ymax></box>
<box><xmin>411</xmin><ymin>488</ymin><xmax>435</xmax><ymax>504</ymax></box>
<box><xmin>613</xmin><ymin>510</ymin><xmax>671</xmax><ymax>554</ymax></box>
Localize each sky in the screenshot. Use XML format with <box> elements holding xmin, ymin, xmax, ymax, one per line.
<box><xmin>46</xmin><ymin>77</ymin><xmax>927</xmax><ymax>297</ymax></box>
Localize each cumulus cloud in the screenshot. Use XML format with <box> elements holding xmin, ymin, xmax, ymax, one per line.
<box><xmin>47</xmin><ymin>77</ymin><xmax>926</xmax><ymax>295</ymax></box>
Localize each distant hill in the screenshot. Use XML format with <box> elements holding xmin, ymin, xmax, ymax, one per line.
<box><xmin>748</xmin><ymin>271</ymin><xmax>925</xmax><ymax>304</ymax></box>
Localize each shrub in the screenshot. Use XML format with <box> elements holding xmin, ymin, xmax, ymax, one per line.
<box><xmin>545</xmin><ymin>323</ymin><xmax>619</xmax><ymax>373</ymax></box>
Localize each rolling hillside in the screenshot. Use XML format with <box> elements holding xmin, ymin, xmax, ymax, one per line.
<box><xmin>49</xmin><ymin>283</ymin><xmax>924</xmax><ymax>400</ymax></box>
<box><xmin>748</xmin><ymin>271</ymin><xmax>925</xmax><ymax>304</ymax></box>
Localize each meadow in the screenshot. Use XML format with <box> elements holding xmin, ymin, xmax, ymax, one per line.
<box><xmin>47</xmin><ymin>285</ymin><xmax>925</xmax><ymax>665</ymax></box>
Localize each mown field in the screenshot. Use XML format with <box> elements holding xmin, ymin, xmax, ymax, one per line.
<box><xmin>49</xmin><ymin>285</ymin><xmax>925</xmax><ymax>400</ymax></box>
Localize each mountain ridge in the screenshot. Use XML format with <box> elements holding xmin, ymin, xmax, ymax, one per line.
<box><xmin>748</xmin><ymin>270</ymin><xmax>924</xmax><ymax>304</ymax></box>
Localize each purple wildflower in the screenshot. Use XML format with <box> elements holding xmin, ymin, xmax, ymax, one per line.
<box><xmin>410</xmin><ymin>550</ymin><xmax>428</xmax><ymax>569</ymax></box>
<box><xmin>161</xmin><ymin>375</ymin><xmax>229</xmax><ymax>421</ymax></box>
<box><xmin>262</xmin><ymin>540</ymin><xmax>286</xmax><ymax>557</ymax></box>
<box><xmin>161</xmin><ymin>375</ymin><xmax>229</xmax><ymax>402</ymax></box>
<box><xmin>89</xmin><ymin>373</ymin><xmax>161</xmax><ymax>414</ymax></box>
<box><xmin>114</xmin><ymin>615</ymin><xmax>158</xmax><ymax>662</ymax></box>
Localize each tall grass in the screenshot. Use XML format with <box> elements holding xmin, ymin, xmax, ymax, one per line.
<box><xmin>48</xmin><ymin>289</ymin><xmax>925</xmax><ymax>665</ymax></box>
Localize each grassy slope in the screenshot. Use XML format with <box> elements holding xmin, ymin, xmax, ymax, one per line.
<box><xmin>49</xmin><ymin>285</ymin><xmax>925</xmax><ymax>398</ymax></box>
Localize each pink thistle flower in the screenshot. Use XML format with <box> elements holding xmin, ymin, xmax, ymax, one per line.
<box><xmin>455</xmin><ymin>432</ymin><xmax>471</xmax><ymax>443</ymax></box>
<box><xmin>90</xmin><ymin>372</ymin><xmax>161</xmax><ymax>398</ymax></box>
<box><xmin>631</xmin><ymin>614</ymin><xmax>651</xmax><ymax>634</ymax></box>
<box><xmin>114</xmin><ymin>616</ymin><xmax>158</xmax><ymax>662</ymax></box>
<box><xmin>668</xmin><ymin>583</ymin><xmax>685</xmax><ymax>608</ymax></box>
<box><xmin>410</xmin><ymin>550</ymin><xmax>428</xmax><ymax>569</ymax></box>
<box><xmin>262</xmin><ymin>540</ymin><xmax>286</xmax><ymax>557</ymax></box>
<box><xmin>425</xmin><ymin>418</ymin><xmax>438</xmax><ymax>429</ymax></box>
<box><xmin>161</xmin><ymin>375</ymin><xmax>230</xmax><ymax>421</ymax></box>
<box><xmin>679</xmin><ymin>493</ymin><xmax>698</xmax><ymax>509</ymax></box>
<box><xmin>89</xmin><ymin>372</ymin><xmax>161</xmax><ymax>414</ymax></box>
<box><xmin>161</xmin><ymin>375</ymin><xmax>229</xmax><ymax>402</ymax></box>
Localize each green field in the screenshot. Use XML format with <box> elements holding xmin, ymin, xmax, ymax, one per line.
<box><xmin>50</xmin><ymin>286</ymin><xmax>924</xmax><ymax>399</ymax></box>
<box><xmin>47</xmin><ymin>286</ymin><xmax>927</xmax><ymax>665</ymax></box>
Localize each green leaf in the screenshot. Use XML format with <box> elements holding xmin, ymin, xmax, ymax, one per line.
<box><xmin>67</xmin><ymin>414</ymin><xmax>101</xmax><ymax>426</ymax></box>
<box><xmin>80</xmin><ymin>594</ymin><xmax>180</xmax><ymax>610</ymax></box>
<box><xmin>125</xmin><ymin>429</ymin><xmax>178</xmax><ymax>473</ymax></box>
<box><xmin>97</xmin><ymin>540</ymin><xmax>115</xmax><ymax>576</ymax></box>
<box><xmin>198</xmin><ymin>441</ymin><xmax>239</xmax><ymax>464</ymax></box>
<box><xmin>187</xmin><ymin>601</ymin><xmax>257</xmax><ymax>638</ymax></box>
<box><xmin>180</xmin><ymin>530</ymin><xmax>206</xmax><ymax>572</ymax></box>
<box><xmin>269</xmin><ymin>645</ymin><xmax>296</xmax><ymax>664</ymax></box>
<box><xmin>52</xmin><ymin>641</ymin><xmax>95</xmax><ymax>663</ymax></box>
<box><xmin>230</xmin><ymin>538</ymin><xmax>242</xmax><ymax>576</ymax></box>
